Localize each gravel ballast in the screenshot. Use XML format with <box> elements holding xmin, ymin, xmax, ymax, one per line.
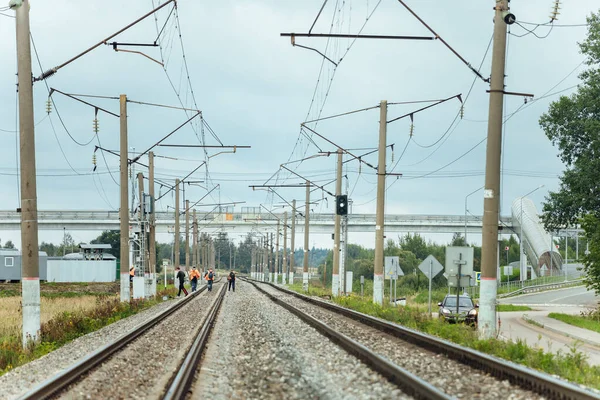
<box><xmin>0</xmin><ymin>293</ymin><xmax>179</xmax><ymax>400</ymax></box>
<box><xmin>192</xmin><ymin>280</ymin><xmax>412</xmax><ymax>400</ymax></box>
<box><xmin>57</xmin><ymin>284</ymin><xmax>224</xmax><ymax>400</ymax></box>
<box><xmin>257</xmin><ymin>283</ymin><xmax>543</xmax><ymax>400</ymax></box>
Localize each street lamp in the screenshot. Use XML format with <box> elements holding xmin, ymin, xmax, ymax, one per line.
<box><xmin>464</xmin><ymin>186</ymin><xmax>484</xmax><ymax>243</ymax></box>
<box><xmin>519</xmin><ymin>185</ymin><xmax>544</xmax><ymax>283</ymax></box>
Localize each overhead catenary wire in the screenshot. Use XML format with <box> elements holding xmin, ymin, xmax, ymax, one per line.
<box><xmin>389</xmin><ymin>33</ymin><xmax>494</xmax><ymax>172</ymax></box>
<box><xmin>395</xmin><ymin>0</ymin><xmax>488</xmax><ymax>82</ymax></box>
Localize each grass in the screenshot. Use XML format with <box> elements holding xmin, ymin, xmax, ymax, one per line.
<box><xmin>0</xmin><ymin>296</ymin><xmax>102</xmax><ymax>338</ymax></box>
<box><xmin>287</xmin><ymin>285</ymin><xmax>600</xmax><ymax>389</ymax></box>
<box><xmin>496</xmin><ymin>304</ymin><xmax>532</xmax><ymax>312</ymax></box>
<box><xmin>549</xmin><ymin>312</ymin><xmax>600</xmax><ymax>334</ymax></box>
<box><xmin>0</xmin><ymin>287</ymin><xmax>176</xmax><ymax>376</ymax></box>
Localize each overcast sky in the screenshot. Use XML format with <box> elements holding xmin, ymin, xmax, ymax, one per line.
<box><xmin>0</xmin><ymin>0</ymin><xmax>596</xmax><ymax>249</ymax></box>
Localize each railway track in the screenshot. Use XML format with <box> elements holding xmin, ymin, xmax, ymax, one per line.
<box><xmin>248</xmin><ymin>279</ymin><xmax>449</xmax><ymax>400</ymax></box>
<box><xmin>248</xmin><ymin>279</ymin><xmax>600</xmax><ymax>400</ymax></box>
<box><xmin>16</xmin><ymin>281</ymin><xmax>226</xmax><ymax>400</ymax></box>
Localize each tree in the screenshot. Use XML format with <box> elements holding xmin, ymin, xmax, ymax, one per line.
<box><xmin>399</xmin><ymin>233</ymin><xmax>428</xmax><ymax>261</ymax></box>
<box><xmin>539</xmin><ymin>11</ymin><xmax>600</xmax><ymax>293</ymax></box>
<box><xmin>3</xmin><ymin>240</ymin><xmax>15</xmax><ymax>249</ymax></box>
<box><xmin>450</xmin><ymin>233</ymin><xmax>467</xmax><ymax>247</ymax></box>
<box><xmin>39</xmin><ymin>242</ymin><xmax>57</xmax><ymax>256</ymax></box>
<box><xmin>90</xmin><ymin>230</ymin><xmax>120</xmax><ymax>258</ymax></box>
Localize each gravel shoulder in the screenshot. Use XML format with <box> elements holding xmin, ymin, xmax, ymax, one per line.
<box><xmin>0</xmin><ymin>288</ymin><xmax>203</xmax><ymax>400</ymax></box>
<box><xmin>257</xmin><ymin>283</ymin><xmax>542</xmax><ymax>400</ymax></box>
<box><xmin>1</xmin><ymin>297</ymin><xmax>175</xmax><ymax>400</ymax></box>
<box><xmin>192</xmin><ymin>280</ymin><xmax>411</xmax><ymax>400</ymax></box>
<box><xmin>57</xmin><ymin>283</ymin><xmax>225</xmax><ymax>400</ymax></box>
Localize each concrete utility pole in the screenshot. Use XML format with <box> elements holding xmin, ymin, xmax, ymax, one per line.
<box><xmin>290</xmin><ymin>200</ymin><xmax>296</xmax><ymax>284</ymax></box>
<box><xmin>264</xmin><ymin>236</ymin><xmax>269</xmax><ymax>282</ymax></box>
<box><xmin>275</xmin><ymin>220</ymin><xmax>280</xmax><ymax>284</ymax></box>
<box><xmin>480</xmin><ymin>0</ymin><xmax>510</xmax><ymax>338</ymax></box>
<box><xmin>193</xmin><ymin>210</ymin><xmax>198</xmax><ymax>268</ymax></box>
<box><xmin>373</xmin><ymin>100</ymin><xmax>387</xmax><ymax>305</ymax></box>
<box><xmin>149</xmin><ymin>152</ymin><xmax>156</xmax><ymax>285</ymax></box>
<box><xmin>119</xmin><ymin>94</ymin><xmax>130</xmax><ymax>302</ymax></box>
<box><xmin>211</xmin><ymin>236</ymin><xmax>215</xmax><ymax>269</ymax></box>
<box><xmin>303</xmin><ymin>181</ymin><xmax>310</xmax><ymax>291</ymax></box>
<box><xmin>255</xmin><ymin>238</ymin><xmax>260</xmax><ymax>280</ymax></box>
<box><xmin>174</xmin><ymin>179</ymin><xmax>180</xmax><ymax>270</ymax></box>
<box><xmin>137</xmin><ymin>173</ymin><xmax>145</xmax><ymax>277</ymax></box>
<box><xmin>332</xmin><ymin>149</ymin><xmax>343</xmax><ymax>296</ymax></box>
<box><xmin>185</xmin><ymin>200</ymin><xmax>190</xmax><ymax>270</ymax></box>
<box><xmin>15</xmin><ymin>0</ymin><xmax>41</xmax><ymax>346</ymax></box>
<box><xmin>269</xmin><ymin>233</ymin><xmax>274</xmax><ymax>282</ymax></box>
<box><xmin>282</xmin><ymin>211</ymin><xmax>288</xmax><ymax>285</ymax></box>
<box><xmin>261</xmin><ymin>237</ymin><xmax>265</xmax><ymax>281</ymax></box>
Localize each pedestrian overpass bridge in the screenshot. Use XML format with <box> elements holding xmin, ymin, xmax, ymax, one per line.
<box><xmin>0</xmin><ymin>210</ymin><xmax>516</xmax><ymax>235</ymax></box>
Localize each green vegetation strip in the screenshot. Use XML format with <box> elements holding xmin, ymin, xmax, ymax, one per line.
<box><xmin>287</xmin><ymin>286</ymin><xmax>600</xmax><ymax>389</ymax></box>
<box><xmin>496</xmin><ymin>304</ymin><xmax>532</xmax><ymax>312</ymax></box>
<box><xmin>0</xmin><ymin>288</ymin><xmax>177</xmax><ymax>376</ymax></box>
<box><xmin>549</xmin><ymin>313</ymin><xmax>600</xmax><ymax>334</ymax></box>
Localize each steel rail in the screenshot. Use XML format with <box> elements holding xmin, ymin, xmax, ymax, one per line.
<box><xmin>256</xmin><ymin>281</ymin><xmax>599</xmax><ymax>400</ymax></box>
<box><xmin>17</xmin><ymin>283</ymin><xmax>211</xmax><ymax>400</ymax></box>
<box><xmin>163</xmin><ymin>283</ymin><xmax>227</xmax><ymax>400</ymax></box>
<box><xmin>247</xmin><ymin>280</ymin><xmax>451</xmax><ymax>400</ymax></box>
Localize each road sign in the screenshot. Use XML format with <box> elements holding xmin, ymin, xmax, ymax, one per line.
<box><xmin>504</xmin><ymin>266</ymin><xmax>513</xmax><ymax>276</ymax></box>
<box><xmin>556</xmin><ymin>244</ymin><xmax>560</xmax><ymax>249</ymax></box>
<box><xmin>475</xmin><ymin>271</ymin><xmax>481</xmax><ymax>284</ymax></box>
<box><xmin>445</xmin><ymin>246</ymin><xmax>474</xmax><ymax>276</ymax></box>
<box><xmin>385</xmin><ymin>256</ymin><xmax>402</xmax><ymax>280</ymax></box>
<box><xmin>447</xmin><ymin>276</ymin><xmax>471</xmax><ymax>287</ymax></box>
<box><xmin>419</xmin><ymin>254</ymin><xmax>444</xmax><ymax>316</ymax></box>
<box><xmin>418</xmin><ymin>255</ymin><xmax>443</xmax><ymax>280</ymax></box>
<box><xmin>505</xmin><ymin>246</ymin><xmax>509</xmax><ymax>251</ymax></box>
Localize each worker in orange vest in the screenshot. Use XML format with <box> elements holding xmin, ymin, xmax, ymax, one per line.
<box><xmin>129</xmin><ymin>266</ymin><xmax>135</xmax><ymax>283</ymax></box>
<box><xmin>204</xmin><ymin>268</ymin><xmax>214</xmax><ymax>292</ymax></box>
<box><xmin>189</xmin><ymin>266</ymin><xmax>201</xmax><ymax>292</ymax></box>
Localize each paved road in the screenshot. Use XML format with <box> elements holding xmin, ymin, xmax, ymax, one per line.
<box><xmin>497</xmin><ymin>286</ymin><xmax>600</xmax><ymax>365</ymax></box>
<box><xmin>499</xmin><ymin>285</ymin><xmax>598</xmax><ymax>307</ymax></box>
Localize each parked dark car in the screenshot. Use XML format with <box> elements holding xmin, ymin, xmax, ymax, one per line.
<box><xmin>438</xmin><ymin>295</ymin><xmax>478</xmax><ymax>325</ymax></box>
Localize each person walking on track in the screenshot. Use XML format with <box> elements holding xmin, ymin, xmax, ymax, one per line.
<box><xmin>176</xmin><ymin>267</ymin><xmax>188</xmax><ymax>297</ymax></box>
<box><xmin>204</xmin><ymin>268</ymin><xmax>214</xmax><ymax>292</ymax></box>
<box><xmin>228</xmin><ymin>270</ymin><xmax>236</xmax><ymax>292</ymax></box>
<box><xmin>189</xmin><ymin>266</ymin><xmax>200</xmax><ymax>292</ymax></box>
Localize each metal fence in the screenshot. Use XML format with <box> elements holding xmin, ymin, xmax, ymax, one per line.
<box><xmin>465</xmin><ymin>273</ymin><xmax>584</xmax><ymax>298</ymax></box>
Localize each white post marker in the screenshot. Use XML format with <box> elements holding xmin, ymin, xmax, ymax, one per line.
<box><xmin>332</xmin><ymin>274</ymin><xmax>340</xmax><ymax>297</ymax></box>
<box><xmin>303</xmin><ymin>272</ymin><xmax>309</xmax><ymax>291</ymax></box>
<box><xmin>274</xmin><ymin>272</ymin><xmax>278</xmax><ymax>285</ymax></box>
<box><xmin>289</xmin><ymin>271</ymin><xmax>294</xmax><ymax>285</ymax></box>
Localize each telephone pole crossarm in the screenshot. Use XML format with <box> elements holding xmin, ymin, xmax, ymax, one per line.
<box><xmin>281</xmin><ymin>33</ymin><xmax>434</xmax><ymax>40</ymax></box>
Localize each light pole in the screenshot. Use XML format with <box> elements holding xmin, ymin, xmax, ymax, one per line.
<box><xmin>464</xmin><ymin>186</ymin><xmax>484</xmax><ymax>243</ymax></box>
<box><xmin>519</xmin><ymin>185</ymin><xmax>544</xmax><ymax>283</ymax></box>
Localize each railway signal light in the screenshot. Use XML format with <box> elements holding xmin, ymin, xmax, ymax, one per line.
<box><xmin>336</xmin><ymin>195</ymin><xmax>348</xmax><ymax>216</ymax></box>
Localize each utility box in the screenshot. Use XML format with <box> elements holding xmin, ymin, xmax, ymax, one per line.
<box><xmin>345</xmin><ymin>271</ymin><xmax>353</xmax><ymax>293</ymax></box>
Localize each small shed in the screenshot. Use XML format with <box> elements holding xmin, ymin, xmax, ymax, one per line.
<box><xmin>46</xmin><ymin>243</ymin><xmax>116</xmax><ymax>282</ymax></box>
<box><xmin>79</xmin><ymin>243</ymin><xmax>113</xmax><ymax>260</ymax></box>
<box><xmin>0</xmin><ymin>249</ymin><xmax>48</xmax><ymax>281</ymax></box>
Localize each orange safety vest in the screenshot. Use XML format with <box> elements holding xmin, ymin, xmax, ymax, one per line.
<box><xmin>190</xmin><ymin>269</ymin><xmax>200</xmax><ymax>280</ymax></box>
<box><xmin>205</xmin><ymin>271</ymin><xmax>214</xmax><ymax>281</ymax></box>
<box><xmin>129</xmin><ymin>268</ymin><xmax>135</xmax><ymax>277</ymax></box>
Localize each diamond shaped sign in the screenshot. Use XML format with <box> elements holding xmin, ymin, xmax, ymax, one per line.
<box><xmin>418</xmin><ymin>255</ymin><xmax>443</xmax><ymax>280</ymax></box>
